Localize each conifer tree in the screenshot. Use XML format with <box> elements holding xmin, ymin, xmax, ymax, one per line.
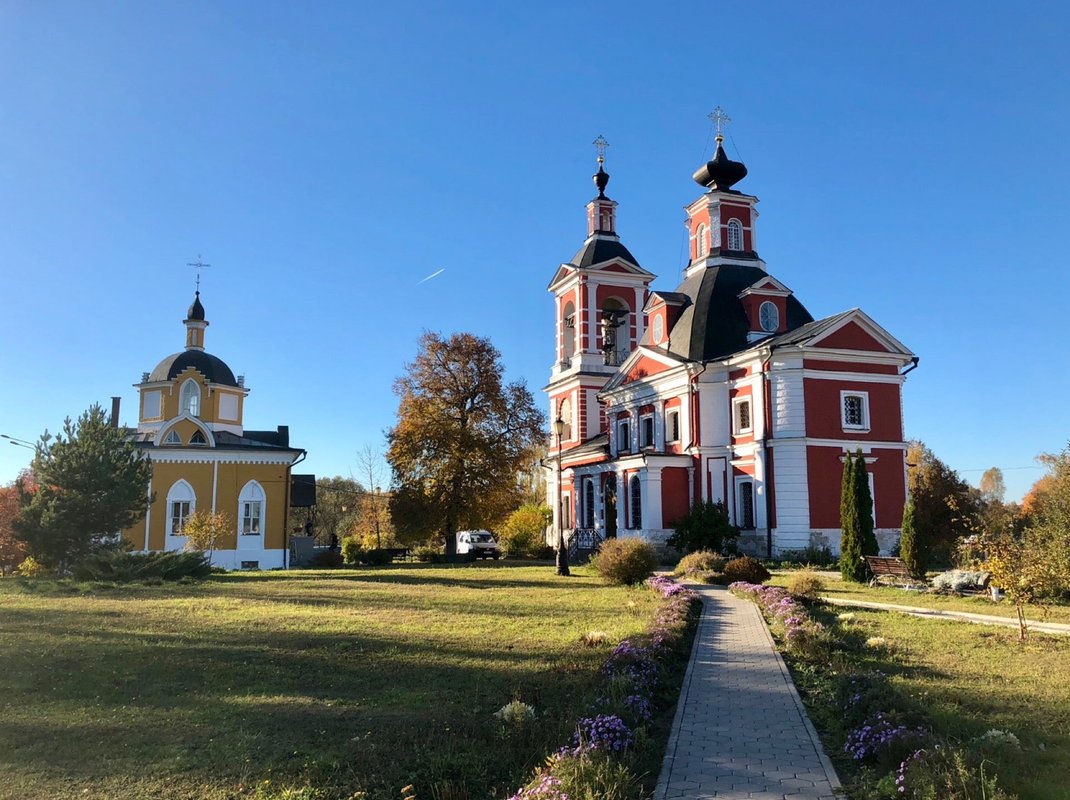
<box><xmin>899</xmin><ymin>494</ymin><xmax>924</xmax><ymax>578</ymax></box>
<box><xmin>840</xmin><ymin>451</ymin><xmax>866</xmax><ymax>582</ymax></box>
<box><xmin>854</xmin><ymin>449</ymin><xmax>879</xmax><ymax>557</ymax></box>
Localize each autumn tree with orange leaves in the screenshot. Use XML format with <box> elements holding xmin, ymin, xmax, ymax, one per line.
<box><xmin>0</xmin><ymin>472</ymin><xmax>33</xmax><ymax>574</ymax></box>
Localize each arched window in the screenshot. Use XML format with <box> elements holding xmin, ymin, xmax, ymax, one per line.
<box><xmin>561</xmin><ymin>301</ymin><xmax>577</xmax><ymax>364</ymax></box>
<box><xmin>238</xmin><ymin>480</ymin><xmax>265</xmax><ymax>537</ymax></box>
<box><xmin>164</xmin><ymin>430</ymin><xmax>181</xmax><ymax>445</ymax></box>
<box><xmin>166</xmin><ymin>480</ymin><xmax>195</xmax><ymax>536</ymax></box>
<box><xmin>561</xmin><ymin>494</ymin><xmax>571</xmax><ymax>530</ymax></box>
<box><xmin>601</xmin><ymin>298</ymin><xmax>630</xmax><ymax>365</ymax></box>
<box><xmin>696</xmin><ymin>223</ymin><xmax>708</xmax><ymax>258</ymax></box>
<box><xmin>559</xmin><ymin>397</ymin><xmax>573</xmax><ymax>441</ymax></box>
<box><xmin>584</xmin><ymin>478</ymin><xmax>595</xmax><ymax>528</ymax></box>
<box><xmin>759</xmin><ymin>301</ymin><xmax>780</xmax><ymax>333</ymax></box>
<box><xmin>727</xmin><ymin>219</ymin><xmax>744</xmax><ymax>251</ymax></box>
<box><xmin>181</xmin><ymin>380</ymin><xmax>200</xmax><ymax>417</ymax></box>
<box><xmin>629</xmin><ymin>475</ymin><xmax>642</xmax><ymax>529</ymax></box>
<box><xmin>190</xmin><ymin>430</ymin><xmax>207</xmax><ymax>446</ymax></box>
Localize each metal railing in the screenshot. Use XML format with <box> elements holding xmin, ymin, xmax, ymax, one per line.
<box><xmin>566</xmin><ymin>528</ymin><xmax>605</xmax><ymax>561</ymax></box>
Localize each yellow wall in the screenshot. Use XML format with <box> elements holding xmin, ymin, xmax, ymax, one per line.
<box><xmin>139</xmin><ymin>369</ymin><xmax>245</xmax><ymax>428</ymax></box>
<box><xmin>121</xmin><ymin>460</ymin><xmax>291</xmax><ymax>552</ymax></box>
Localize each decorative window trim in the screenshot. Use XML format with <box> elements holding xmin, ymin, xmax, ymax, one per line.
<box><xmin>732</xmin><ymin>397</ymin><xmax>753</xmax><ymax>435</ymax></box>
<box><xmin>639</xmin><ymin>413</ymin><xmax>655</xmax><ymax>449</ymax></box>
<box><xmin>735</xmin><ymin>476</ymin><xmax>756</xmax><ymax>530</ymax></box>
<box><xmin>180</xmin><ymin>379</ymin><xmax>201</xmax><ymax>418</ymax></box>
<box><xmin>583</xmin><ymin>478</ymin><xmax>596</xmax><ymax>528</ymax></box>
<box><xmin>696</xmin><ymin>223</ymin><xmax>708</xmax><ymax>258</ymax></box>
<box><xmin>238</xmin><ymin>480</ymin><xmax>265</xmax><ymax>537</ymax></box>
<box><xmin>166</xmin><ymin>479</ymin><xmax>195</xmax><ymax>537</ymax></box>
<box><xmin>666</xmin><ymin>409</ymin><xmax>680</xmax><ymax>443</ymax></box>
<box><xmin>616</xmin><ymin>418</ymin><xmax>631</xmax><ymax>454</ymax></box>
<box><xmin>164</xmin><ymin>430</ymin><xmax>182</xmax><ymax>445</ymax></box>
<box><xmin>727</xmin><ymin>218</ymin><xmax>744</xmax><ymax>251</ymax></box>
<box><xmin>190</xmin><ymin>430</ymin><xmax>207</xmax><ymax>446</ymax></box>
<box><xmin>628</xmin><ymin>474</ymin><xmax>642</xmax><ymax>530</ymax></box>
<box><xmin>652</xmin><ymin>313</ymin><xmax>665</xmax><ymax>344</ymax></box>
<box><xmin>758</xmin><ymin>301</ymin><xmax>779</xmax><ymax>333</ymax></box>
<box><xmin>840</xmin><ymin>390</ymin><xmax>871</xmax><ymax>432</ymax></box>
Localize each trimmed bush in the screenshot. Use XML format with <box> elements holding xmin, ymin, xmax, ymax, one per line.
<box><xmin>340</xmin><ymin>536</ymin><xmax>364</xmax><ymax>565</ymax></box>
<box><xmin>499</xmin><ymin>504</ymin><xmax>552</xmax><ymax>558</ymax></box>
<box><xmin>722</xmin><ymin>556</ymin><xmax>771</xmax><ymax>585</ymax></box>
<box><xmin>73</xmin><ymin>550</ymin><xmax>212</xmax><ymax>581</ymax></box>
<box><xmin>667</xmin><ymin>501</ymin><xmax>739</xmax><ymax>554</ymax></box>
<box><xmin>411</xmin><ymin>544</ymin><xmax>442</xmax><ymax>562</ymax></box>
<box><xmin>672</xmin><ymin>550</ymin><xmax>725</xmax><ymax>577</ymax></box>
<box><xmin>591</xmin><ymin>539</ymin><xmax>659</xmax><ymax>586</ymax></box>
<box><xmin>361</xmin><ymin>548</ymin><xmax>392</xmax><ymax>566</ymax></box>
<box><xmin>309</xmin><ymin>550</ymin><xmax>344</xmax><ymax>569</ymax></box>
<box><xmin>785</xmin><ymin>568</ymin><xmax>826</xmax><ymax>600</ymax></box>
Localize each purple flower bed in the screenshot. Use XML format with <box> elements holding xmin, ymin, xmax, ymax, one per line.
<box><xmin>729</xmin><ymin>581</ymin><xmax>827</xmax><ymax>654</ymax></box>
<box><xmin>844</xmin><ymin>712</ymin><xmax>917</xmax><ymax>763</ymax></box>
<box><xmin>508</xmin><ymin>773</ymin><xmax>569</xmax><ymax>800</ymax></box>
<box><xmin>564</xmin><ymin>713</ymin><xmax>635</xmax><ymax>755</ymax></box>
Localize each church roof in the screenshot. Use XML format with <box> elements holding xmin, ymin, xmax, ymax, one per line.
<box><xmin>186</xmin><ymin>291</ymin><xmax>205</xmax><ymax>321</ymax></box>
<box><xmin>571</xmin><ymin>236</ymin><xmax>641</xmax><ymax>268</ymax></box>
<box><xmin>149</xmin><ymin>350</ymin><xmax>239</xmax><ymax>387</ymax></box>
<box><xmin>665</xmin><ymin>264</ymin><xmax>814</xmax><ymax>361</ymax></box>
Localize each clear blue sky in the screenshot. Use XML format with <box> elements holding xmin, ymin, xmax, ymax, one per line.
<box><xmin>2</xmin><ymin>2</ymin><xmax>1068</xmax><ymax>502</ymax></box>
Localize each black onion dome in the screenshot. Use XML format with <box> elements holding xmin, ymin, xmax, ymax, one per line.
<box><xmin>149</xmin><ymin>350</ymin><xmax>238</xmax><ymax>387</ymax></box>
<box><xmin>692</xmin><ymin>142</ymin><xmax>748</xmax><ymax>190</ymax></box>
<box><xmin>186</xmin><ymin>291</ymin><xmax>205</xmax><ymax>321</ymax></box>
<box><xmin>593</xmin><ymin>164</ymin><xmax>610</xmax><ymax>198</ymax></box>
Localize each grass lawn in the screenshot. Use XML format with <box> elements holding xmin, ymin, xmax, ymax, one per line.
<box><xmin>803</xmin><ymin>606</ymin><xmax>1070</xmax><ymax>800</ymax></box>
<box><xmin>0</xmin><ymin>564</ymin><xmax>666</xmax><ymax>800</ymax></box>
<box><xmin>769</xmin><ymin>571</ymin><xmax>1070</xmax><ymax>626</ymax></box>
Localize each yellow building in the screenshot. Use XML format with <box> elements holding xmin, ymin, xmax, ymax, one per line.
<box><xmin>120</xmin><ymin>291</ymin><xmax>305</xmax><ymax>569</ymax></box>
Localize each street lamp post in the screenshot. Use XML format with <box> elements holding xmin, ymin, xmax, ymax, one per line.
<box><xmin>554</xmin><ymin>416</ymin><xmax>570</xmax><ymax>577</ymax></box>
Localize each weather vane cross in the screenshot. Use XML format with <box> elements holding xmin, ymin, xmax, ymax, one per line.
<box><xmin>187</xmin><ymin>255</ymin><xmax>211</xmax><ymax>292</ymax></box>
<box><xmin>709</xmin><ymin>106</ymin><xmax>731</xmax><ymax>140</ymax></box>
<box><xmin>593</xmin><ymin>134</ymin><xmax>609</xmax><ymax>164</ymax></box>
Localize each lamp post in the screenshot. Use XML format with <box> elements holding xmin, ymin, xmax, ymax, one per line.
<box><xmin>374</xmin><ymin>485</ymin><xmax>382</xmax><ymax>551</ymax></box>
<box><xmin>1</xmin><ymin>434</ymin><xmax>35</xmax><ymax>451</ymax></box>
<box><xmin>554</xmin><ymin>416</ymin><xmax>570</xmax><ymax>577</ymax></box>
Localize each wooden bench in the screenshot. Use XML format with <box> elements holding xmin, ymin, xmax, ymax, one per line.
<box><xmin>865</xmin><ymin>556</ymin><xmax>915</xmax><ymax>587</ymax></box>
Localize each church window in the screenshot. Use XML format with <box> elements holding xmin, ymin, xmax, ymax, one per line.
<box><xmin>181</xmin><ymin>380</ymin><xmax>201</xmax><ymax>417</ymax></box>
<box><xmin>737</xmin><ymin>480</ymin><xmax>755</xmax><ymax>529</ymax></box>
<box><xmin>601</xmin><ymin>298</ymin><xmax>630</xmax><ymax>365</ymax></box>
<box><xmin>164</xmin><ymin>430</ymin><xmax>182</xmax><ymax>445</ymax></box>
<box><xmin>696</xmin><ymin>223</ymin><xmax>708</xmax><ymax>258</ymax></box>
<box><xmin>584</xmin><ymin>478</ymin><xmax>595</xmax><ymax>528</ymax></box>
<box><xmin>561</xmin><ymin>494</ymin><xmax>571</xmax><ymax>530</ymax></box>
<box><xmin>617</xmin><ymin>419</ymin><xmax>631</xmax><ymax>453</ymax></box>
<box><xmin>733</xmin><ymin>398</ymin><xmax>753</xmax><ymax>435</ymax></box>
<box><xmin>238</xmin><ymin>481</ymin><xmax>265</xmax><ymax>536</ymax></box>
<box><xmin>727</xmin><ymin>219</ymin><xmax>744</xmax><ymax>251</ymax></box>
<box><xmin>166</xmin><ymin>480</ymin><xmax>195</xmax><ymax>536</ymax></box>
<box><xmin>841</xmin><ymin>392</ymin><xmax>870</xmax><ymax>431</ymax></box>
<box><xmin>640</xmin><ymin>414</ymin><xmax>654</xmax><ymax>448</ymax></box>
<box><xmin>759</xmin><ymin>301</ymin><xmax>779</xmax><ymax>333</ymax></box>
<box><xmin>667</xmin><ymin>409</ymin><xmax>680</xmax><ymax>442</ymax></box>
<box><xmin>629</xmin><ymin>475</ymin><xmax>642</xmax><ymax>529</ymax></box>
<box><xmin>652</xmin><ymin>313</ymin><xmax>664</xmax><ymax>344</ymax></box>
<box><xmin>142</xmin><ymin>390</ymin><xmax>162</xmax><ymax>420</ymax></box>
<box><xmin>561</xmin><ymin>301</ymin><xmax>577</xmax><ymax>365</ymax></box>
<box><xmin>190</xmin><ymin>430</ymin><xmax>207</xmax><ymax>446</ymax></box>
<box><xmin>558</xmin><ymin>397</ymin><xmax>573</xmax><ymax>441</ymax></box>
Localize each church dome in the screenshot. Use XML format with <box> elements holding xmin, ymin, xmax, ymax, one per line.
<box><xmin>149</xmin><ymin>350</ymin><xmax>239</xmax><ymax>387</ymax></box>
<box><xmin>692</xmin><ymin>142</ymin><xmax>748</xmax><ymax>191</ymax></box>
<box><xmin>186</xmin><ymin>291</ymin><xmax>206</xmax><ymax>321</ymax></box>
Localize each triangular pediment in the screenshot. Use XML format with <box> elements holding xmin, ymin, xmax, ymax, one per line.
<box><xmin>600</xmin><ymin>346</ymin><xmax>688</xmax><ymax>393</ymax></box>
<box><xmin>808</xmin><ymin>310</ymin><xmax>913</xmax><ymax>355</ymax></box>
<box><xmin>738</xmin><ymin>275</ymin><xmax>792</xmax><ymax>298</ymax></box>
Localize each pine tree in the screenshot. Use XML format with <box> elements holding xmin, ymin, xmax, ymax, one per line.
<box><xmin>854</xmin><ymin>449</ymin><xmax>879</xmax><ymax>558</ymax></box>
<box><xmin>840</xmin><ymin>452</ymin><xmax>866</xmax><ymax>582</ymax></box>
<box><xmin>899</xmin><ymin>494</ymin><xmax>924</xmax><ymax>579</ymax></box>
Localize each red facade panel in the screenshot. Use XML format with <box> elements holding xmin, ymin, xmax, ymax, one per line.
<box><xmin>813</xmin><ymin>321</ymin><xmax>890</xmax><ymax>352</ymax></box>
<box><xmin>806</xmin><ymin>446</ymin><xmax>906</xmax><ymax>529</ymax></box>
<box><xmin>803</xmin><ymin>378</ymin><xmax>903</xmax><ymax>441</ymax></box>
<box><xmin>661</xmin><ymin>467</ymin><xmax>691</xmax><ymax>527</ymax></box>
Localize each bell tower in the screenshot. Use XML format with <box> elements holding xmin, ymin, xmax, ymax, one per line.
<box><xmin>546</xmin><ymin>137</ymin><xmax>655</xmax><ymax>450</ymax></box>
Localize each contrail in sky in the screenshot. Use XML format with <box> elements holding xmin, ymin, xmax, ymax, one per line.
<box><xmin>416</xmin><ymin>268</ymin><xmax>445</xmax><ymax>285</ymax></box>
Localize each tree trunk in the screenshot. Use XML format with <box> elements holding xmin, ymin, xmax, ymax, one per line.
<box><xmin>1016</xmin><ymin>602</ymin><xmax>1027</xmax><ymax>642</ymax></box>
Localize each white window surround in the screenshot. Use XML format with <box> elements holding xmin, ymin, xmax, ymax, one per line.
<box><xmin>727</xmin><ymin>218</ymin><xmax>744</xmax><ymax>251</ymax></box>
<box><xmin>696</xmin><ymin>223</ymin><xmax>708</xmax><ymax>258</ymax></box>
<box><xmin>735</xmin><ymin>476</ymin><xmax>756</xmax><ymax>530</ymax></box>
<box><xmin>629</xmin><ymin>474</ymin><xmax>642</xmax><ymax>529</ymax></box>
<box><xmin>840</xmin><ymin>390</ymin><xmax>871</xmax><ymax>431</ymax></box>
<box><xmin>640</xmin><ymin>413</ymin><xmax>655</xmax><ymax>448</ymax></box>
<box><xmin>142</xmin><ymin>390</ymin><xmax>162</xmax><ymax>420</ymax></box>
<box><xmin>164</xmin><ymin>430</ymin><xmax>182</xmax><ymax>445</ymax></box>
<box><xmin>166</xmin><ymin>479</ymin><xmax>195</xmax><ymax>537</ymax></box>
<box><xmin>732</xmin><ymin>397</ymin><xmax>753</xmax><ymax>435</ymax></box>
<box><xmin>616</xmin><ymin>419</ymin><xmax>631</xmax><ymax>454</ymax></box>
<box><xmin>666</xmin><ymin>409</ymin><xmax>680</xmax><ymax>443</ymax></box>
<box><xmin>652</xmin><ymin>313</ymin><xmax>665</xmax><ymax>344</ymax></box>
<box><xmin>238</xmin><ymin>480</ymin><xmax>265</xmax><ymax>537</ymax></box>
<box><xmin>180</xmin><ymin>379</ymin><xmax>201</xmax><ymax>417</ymax></box>
<box><xmin>758</xmin><ymin>301</ymin><xmax>779</xmax><ymax>333</ymax></box>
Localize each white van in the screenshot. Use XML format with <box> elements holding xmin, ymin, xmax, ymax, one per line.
<box><xmin>456</xmin><ymin>530</ymin><xmax>502</xmax><ymax>560</ymax></box>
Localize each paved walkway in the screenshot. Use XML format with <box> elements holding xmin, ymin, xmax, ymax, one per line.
<box><xmin>819</xmin><ymin>596</ymin><xmax>1070</xmax><ymax>636</ymax></box>
<box><xmin>654</xmin><ymin>585</ymin><xmax>842</xmax><ymax>800</ymax></box>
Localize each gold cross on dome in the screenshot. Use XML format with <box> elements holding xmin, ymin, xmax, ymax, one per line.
<box><xmin>187</xmin><ymin>255</ymin><xmax>211</xmax><ymax>291</ymax></box>
<box><xmin>593</xmin><ymin>134</ymin><xmax>609</xmax><ymax>164</ymax></box>
<box><xmin>709</xmin><ymin>106</ymin><xmax>731</xmax><ymax>140</ymax></box>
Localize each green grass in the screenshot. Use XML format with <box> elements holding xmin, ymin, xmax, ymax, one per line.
<box><xmin>769</xmin><ymin>571</ymin><xmax>1070</xmax><ymax>626</ymax></box>
<box><xmin>0</xmin><ymin>564</ymin><xmax>665</xmax><ymax>800</ymax></box>
<box><xmin>794</xmin><ymin>605</ymin><xmax>1070</xmax><ymax>800</ymax></box>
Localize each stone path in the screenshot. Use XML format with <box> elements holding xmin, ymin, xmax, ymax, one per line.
<box><xmin>819</xmin><ymin>596</ymin><xmax>1070</xmax><ymax>636</ymax></box>
<box><xmin>654</xmin><ymin>585</ymin><xmax>842</xmax><ymax>800</ymax></box>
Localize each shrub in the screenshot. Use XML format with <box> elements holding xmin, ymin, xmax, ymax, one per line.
<box><xmin>899</xmin><ymin>495</ymin><xmax>925</xmax><ymax>579</ymax></box>
<box><xmin>672</xmin><ymin>550</ymin><xmax>725</xmax><ymax>577</ymax></box>
<box><xmin>778</xmin><ymin>545</ymin><xmax>838</xmax><ymax>568</ymax></box>
<box><xmin>411</xmin><ymin>544</ymin><xmax>442</xmax><ymax>562</ymax></box>
<box><xmin>722</xmin><ymin>556</ymin><xmax>771</xmax><ymax>584</ymax></box>
<box><xmin>499</xmin><ymin>504</ymin><xmax>552</xmax><ymax>558</ymax></box>
<box><xmin>361</xmin><ymin>548</ymin><xmax>392</xmax><ymax>566</ymax></box>
<box><xmin>309</xmin><ymin>550</ymin><xmax>343</xmax><ymax>569</ymax></box>
<box><xmin>666</xmin><ymin>501</ymin><xmax>739</xmax><ymax>554</ymax></box>
<box><xmin>785</xmin><ymin>568</ymin><xmax>826</xmax><ymax>600</ymax></box>
<box><xmin>591</xmin><ymin>539</ymin><xmax>658</xmax><ymax>585</ymax></box>
<box><xmin>15</xmin><ymin>555</ymin><xmax>46</xmax><ymax>578</ymax></box>
<box><xmin>340</xmin><ymin>536</ymin><xmax>364</xmax><ymax>565</ymax></box>
<box><xmin>931</xmin><ymin>569</ymin><xmax>987</xmax><ymax>593</ymax></box>
<box><xmin>535</xmin><ymin>751</ymin><xmax>640</xmax><ymax>800</ymax></box>
<box><xmin>73</xmin><ymin>550</ymin><xmax>211</xmax><ymax>581</ymax></box>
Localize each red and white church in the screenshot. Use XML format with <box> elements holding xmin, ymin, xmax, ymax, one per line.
<box><xmin>544</xmin><ymin>128</ymin><xmax>917</xmax><ymax>557</ymax></box>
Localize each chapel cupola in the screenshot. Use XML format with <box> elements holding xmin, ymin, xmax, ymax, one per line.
<box><xmin>586</xmin><ymin>135</ymin><xmax>618</xmax><ymax>237</ymax></box>
<box><xmin>184</xmin><ymin>291</ymin><xmax>208</xmax><ymax>351</ymax></box>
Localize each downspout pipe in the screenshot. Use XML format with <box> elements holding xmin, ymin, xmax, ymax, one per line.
<box><xmin>900</xmin><ymin>356</ymin><xmax>920</xmax><ymax>376</ymax></box>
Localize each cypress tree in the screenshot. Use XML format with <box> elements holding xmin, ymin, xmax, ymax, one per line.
<box><xmin>854</xmin><ymin>449</ymin><xmax>879</xmax><ymax>558</ymax></box>
<box><xmin>840</xmin><ymin>452</ymin><xmax>866</xmax><ymax>582</ymax></box>
<box><xmin>899</xmin><ymin>494</ymin><xmax>924</xmax><ymax>579</ymax></box>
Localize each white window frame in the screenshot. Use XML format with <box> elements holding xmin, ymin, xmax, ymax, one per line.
<box><xmin>666</xmin><ymin>409</ymin><xmax>680</xmax><ymax>443</ymax></box>
<box><xmin>735</xmin><ymin>477</ymin><xmax>756</xmax><ymax>530</ymax></box>
<box><xmin>696</xmin><ymin>223</ymin><xmax>708</xmax><ymax>258</ymax></box>
<box><xmin>559</xmin><ymin>397</ymin><xmax>573</xmax><ymax>442</ymax></box>
<box><xmin>639</xmin><ymin>413</ymin><xmax>655</xmax><ymax>449</ymax></box>
<box><xmin>727</xmin><ymin>218</ymin><xmax>744</xmax><ymax>251</ymax></box>
<box><xmin>166</xmin><ymin>480</ymin><xmax>195</xmax><ymax>537</ymax></box>
<box><xmin>617</xmin><ymin>418</ymin><xmax>631</xmax><ymax>454</ymax></box>
<box><xmin>840</xmin><ymin>391</ymin><xmax>871</xmax><ymax>432</ymax></box>
<box><xmin>628</xmin><ymin>474</ymin><xmax>642</xmax><ymax>530</ymax></box>
<box><xmin>758</xmin><ymin>301</ymin><xmax>779</xmax><ymax>333</ymax></box>
<box><xmin>732</xmin><ymin>397</ymin><xmax>753</xmax><ymax>435</ymax></box>
<box><xmin>180</xmin><ymin>379</ymin><xmax>201</xmax><ymax>417</ymax></box>
<box><xmin>164</xmin><ymin>430</ymin><xmax>181</xmax><ymax>445</ymax></box>
<box><xmin>238</xmin><ymin>480</ymin><xmax>265</xmax><ymax>537</ymax></box>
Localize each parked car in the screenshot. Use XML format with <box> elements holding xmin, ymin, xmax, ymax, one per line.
<box><xmin>456</xmin><ymin>530</ymin><xmax>501</xmax><ymax>560</ymax></box>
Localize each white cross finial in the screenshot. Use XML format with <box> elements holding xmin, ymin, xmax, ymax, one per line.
<box><xmin>593</xmin><ymin>134</ymin><xmax>609</xmax><ymax>164</ymax></box>
<box><xmin>187</xmin><ymin>255</ymin><xmax>211</xmax><ymax>292</ymax></box>
<box><xmin>709</xmin><ymin>106</ymin><xmax>731</xmax><ymax>142</ymax></box>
